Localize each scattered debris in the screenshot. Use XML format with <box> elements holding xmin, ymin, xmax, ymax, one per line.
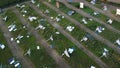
<box><xmin>3</xmin><ymin>16</ymin><xmax>8</xmax><ymax>21</ymax></box>
<box><xmin>67</xmin><ymin>10</ymin><xmax>75</xmax><ymax>16</ymax></box>
<box><xmin>0</xmin><ymin>44</ymin><xmax>5</xmax><ymax>49</ymax></box>
<box><xmin>115</xmin><ymin>39</ymin><xmax>120</xmax><ymax>46</ymax></box>
<box><xmin>28</xmin><ymin>16</ymin><xmax>37</xmax><ymax>22</ymax></box>
<box><xmin>81</xmin><ymin>36</ymin><xmax>88</xmax><ymax>42</ymax></box>
<box><xmin>107</xmin><ymin>19</ymin><xmax>113</xmax><ymax>24</ymax></box>
<box><xmin>80</xmin><ymin>2</ymin><xmax>84</xmax><ymax>8</ymax></box>
<box><xmin>93</xmin><ymin>12</ymin><xmax>99</xmax><ymax>16</ymax></box>
<box><xmin>90</xmin><ymin>66</ymin><xmax>96</xmax><ymax>68</ymax></box>
<box><xmin>24</xmin><ymin>48</ymin><xmax>31</xmax><ymax>56</ymax></box>
<box><xmin>82</xmin><ymin>18</ymin><xmax>88</xmax><ymax>24</ymax></box>
<box><xmin>8</xmin><ymin>24</ymin><xmax>17</xmax><ymax>32</ymax></box>
<box><xmin>62</xmin><ymin>48</ymin><xmax>74</xmax><ymax>58</ymax></box>
<box><xmin>116</xmin><ymin>9</ymin><xmax>120</xmax><ymax>16</ymax></box>
<box><xmin>8</xmin><ymin>58</ymin><xmax>21</xmax><ymax>68</ymax></box>
<box><xmin>55</xmin><ymin>31</ymin><xmax>60</xmax><ymax>34</ymax></box>
<box><xmin>44</xmin><ymin>9</ymin><xmax>50</xmax><ymax>14</ymax></box>
<box><xmin>55</xmin><ymin>17</ymin><xmax>61</xmax><ymax>22</ymax></box>
<box><xmin>103</xmin><ymin>5</ymin><xmax>107</xmax><ymax>11</ymax></box>
<box><xmin>27</xmin><ymin>35</ymin><xmax>30</xmax><ymax>38</ymax></box>
<box><xmin>100</xmin><ymin>48</ymin><xmax>109</xmax><ymax>58</ymax></box>
<box><xmin>36</xmin><ymin>4</ymin><xmax>40</xmax><ymax>8</ymax></box>
<box><xmin>36</xmin><ymin>24</ymin><xmax>46</xmax><ymax>30</ymax></box>
<box><xmin>31</xmin><ymin>0</ymin><xmax>36</xmax><ymax>4</ymax></box>
<box><xmin>90</xmin><ymin>0</ymin><xmax>96</xmax><ymax>5</ymax></box>
<box><xmin>10</xmin><ymin>38</ymin><xmax>14</xmax><ymax>41</ymax></box>
<box><xmin>95</xmin><ymin>26</ymin><xmax>105</xmax><ymax>34</ymax></box>
<box><xmin>16</xmin><ymin>40</ymin><xmax>20</xmax><ymax>44</ymax></box>
<box><xmin>66</xmin><ymin>25</ymin><xmax>75</xmax><ymax>32</ymax></box>
<box><xmin>37</xmin><ymin>46</ymin><xmax>40</xmax><ymax>50</ymax></box>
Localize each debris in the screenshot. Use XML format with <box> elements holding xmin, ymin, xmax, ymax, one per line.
<box><xmin>55</xmin><ymin>17</ymin><xmax>61</xmax><ymax>22</ymax></box>
<box><xmin>66</xmin><ymin>25</ymin><xmax>75</xmax><ymax>32</ymax></box>
<box><xmin>68</xmin><ymin>10</ymin><xmax>75</xmax><ymax>16</ymax></box>
<box><xmin>3</xmin><ymin>16</ymin><xmax>8</xmax><ymax>21</ymax></box>
<box><xmin>21</xmin><ymin>9</ymin><xmax>27</xmax><ymax>14</ymax></box>
<box><xmin>90</xmin><ymin>66</ymin><xmax>96</xmax><ymax>68</ymax></box>
<box><xmin>93</xmin><ymin>12</ymin><xmax>99</xmax><ymax>16</ymax></box>
<box><xmin>48</xmin><ymin>0</ymin><xmax>51</xmax><ymax>2</ymax></box>
<box><xmin>16</xmin><ymin>40</ymin><xmax>20</xmax><ymax>44</ymax></box>
<box><xmin>20</xmin><ymin>5</ymin><xmax>26</xmax><ymax>9</ymax></box>
<box><xmin>0</xmin><ymin>44</ymin><xmax>5</xmax><ymax>49</ymax></box>
<box><xmin>31</xmin><ymin>0</ymin><xmax>36</xmax><ymax>4</ymax></box>
<box><xmin>44</xmin><ymin>9</ymin><xmax>50</xmax><ymax>14</ymax></box>
<box><xmin>37</xmin><ymin>46</ymin><xmax>40</xmax><ymax>50</ymax></box>
<box><xmin>68</xmin><ymin>48</ymin><xmax>74</xmax><ymax>54</ymax></box>
<box><xmin>25</xmin><ymin>48</ymin><xmax>31</xmax><ymax>56</ymax></box>
<box><xmin>62</xmin><ymin>48</ymin><xmax>74</xmax><ymax>58</ymax></box>
<box><xmin>16</xmin><ymin>4</ymin><xmax>20</xmax><ymax>8</ymax></box>
<box><xmin>116</xmin><ymin>39</ymin><xmax>120</xmax><ymax>46</ymax></box>
<box><xmin>11</xmin><ymin>38</ymin><xmax>14</xmax><ymax>41</ymax></box>
<box><xmin>14</xmin><ymin>62</ymin><xmax>20</xmax><ymax>67</ymax></box>
<box><xmin>55</xmin><ymin>31</ymin><xmax>60</xmax><ymax>34</ymax></box>
<box><xmin>82</xmin><ymin>18</ymin><xmax>88</xmax><ymax>24</ymax></box>
<box><xmin>95</xmin><ymin>26</ymin><xmax>105</xmax><ymax>33</ymax></box>
<box><xmin>16</xmin><ymin>35</ymin><xmax>23</xmax><ymax>40</ymax></box>
<box><xmin>23</xmin><ymin>14</ymin><xmax>25</xmax><ymax>17</ymax></box>
<box><xmin>90</xmin><ymin>0</ymin><xmax>96</xmax><ymax>5</ymax></box>
<box><xmin>36</xmin><ymin>4</ymin><xmax>40</xmax><ymax>8</ymax></box>
<box><xmin>50</xmin><ymin>17</ymin><xmax>54</xmax><ymax>20</ymax></box>
<box><xmin>27</xmin><ymin>35</ymin><xmax>30</xmax><ymax>38</ymax></box>
<box><xmin>8</xmin><ymin>58</ymin><xmax>15</xmax><ymax>64</ymax></box>
<box><xmin>81</xmin><ymin>36</ymin><xmax>88</xmax><ymax>42</ymax></box>
<box><xmin>116</xmin><ymin>9</ymin><xmax>120</xmax><ymax>16</ymax></box>
<box><xmin>62</xmin><ymin>16</ymin><xmax>65</xmax><ymax>18</ymax></box>
<box><xmin>23</xmin><ymin>26</ymin><xmax>26</xmax><ymax>29</ymax></box>
<box><xmin>36</xmin><ymin>24</ymin><xmax>46</xmax><ymax>30</ymax></box>
<box><xmin>62</xmin><ymin>49</ymin><xmax>70</xmax><ymax>58</ymax></box>
<box><xmin>100</xmin><ymin>48</ymin><xmax>109</xmax><ymax>58</ymax></box>
<box><xmin>50</xmin><ymin>35</ymin><xmax>53</xmax><ymax>41</ymax></box>
<box><xmin>107</xmin><ymin>19</ymin><xmax>113</xmax><ymax>24</ymax></box>
<box><xmin>80</xmin><ymin>2</ymin><xmax>84</xmax><ymax>8</ymax></box>
<box><xmin>8</xmin><ymin>24</ymin><xmax>17</xmax><ymax>32</ymax></box>
<box><xmin>104</xmin><ymin>48</ymin><xmax>109</xmax><ymax>52</ymax></box>
<box><xmin>103</xmin><ymin>5</ymin><xmax>107</xmax><ymax>11</ymax></box>
<box><xmin>28</xmin><ymin>16</ymin><xmax>37</xmax><ymax>22</ymax></box>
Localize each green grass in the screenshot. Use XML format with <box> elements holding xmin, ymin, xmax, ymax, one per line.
<box><xmin>34</xmin><ymin>1</ymin><xmax>120</xmax><ymax>67</ymax></box>
<box><xmin>16</xmin><ymin>3</ymin><xmax>101</xmax><ymax>68</ymax></box>
<box><xmin>0</xmin><ymin>30</ymin><xmax>14</xmax><ymax>68</ymax></box>
<box><xmin>50</xmin><ymin>0</ymin><xmax>120</xmax><ymax>43</ymax></box>
<box><xmin>70</xmin><ymin>2</ymin><xmax>120</xmax><ymax>30</ymax></box>
<box><xmin>2</xmin><ymin>10</ymin><xmax>58</xmax><ymax>68</ymax></box>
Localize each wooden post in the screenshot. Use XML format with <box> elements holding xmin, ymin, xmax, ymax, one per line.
<box><xmin>56</xmin><ymin>1</ymin><xmax>60</xmax><ymax>8</ymax></box>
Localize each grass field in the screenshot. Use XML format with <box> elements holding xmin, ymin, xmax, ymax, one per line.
<box><xmin>36</xmin><ymin>0</ymin><xmax>120</xmax><ymax>67</ymax></box>
<box><xmin>2</xmin><ymin>10</ymin><xmax>58</xmax><ymax>68</ymax></box>
<box><xmin>1</xmin><ymin>0</ymin><xmax>120</xmax><ymax>68</ymax></box>
<box><xmin>16</xmin><ymin>3</ymin><xmax>101</xmax><ymax>68</ymax></box>
<box><xmin>70</xmin><ymin>2</ymin><xmax>120</xmax><ymax>31</ymax></box>
<box><xmin>49</xmin><ymin>0</ymin><xmax>120</xmax><ymax>44</ymax></box>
